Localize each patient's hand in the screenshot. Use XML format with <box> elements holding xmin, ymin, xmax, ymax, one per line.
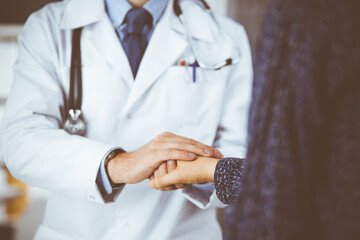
<box><xmin>149</xmin><ymin>160</ymin><xmax>184</xmax><ymax>191</ymax></box>
<box><xmin>149</xmin><ymin>157</ymin><xmax>219</xmax><ymax>190</ymax></box>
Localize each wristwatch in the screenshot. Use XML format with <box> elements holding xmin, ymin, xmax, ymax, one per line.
<box><xmin>105</xmin><ymin>148</ymin><xmax>125</xmax><ymax>188</ymax></box>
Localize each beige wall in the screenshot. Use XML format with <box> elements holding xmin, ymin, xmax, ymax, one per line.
<box><xmin>228</xmin><ymin>0</ymin><xmax>271</xmax><ymax>53</ymax></box>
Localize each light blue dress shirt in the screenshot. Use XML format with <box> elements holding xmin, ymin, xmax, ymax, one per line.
<box><xmin>107</xmin><ymin>0</ymin><xmax>168</xmax><ymax>41</ymax></box>
<box><xmin>96</xmin><ymin>0</ymin><xmax>169</xmax><ymax>202</ymax></box>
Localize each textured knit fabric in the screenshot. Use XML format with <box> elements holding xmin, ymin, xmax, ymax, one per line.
<box><xmin>214</xmin><ymin>158</ymin><xmax>245</xmax><ymax>204</ymax></box>
<box><xmin>220</xmin><ymin>0</ymin><xmax>360</xmax><ymax>239</ymax></box>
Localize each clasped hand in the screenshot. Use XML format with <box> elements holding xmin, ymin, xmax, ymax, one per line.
<box><xmin>107</xmin><ymin>132</ymin><xmax>221</xmax><ymax>190</ymax></box>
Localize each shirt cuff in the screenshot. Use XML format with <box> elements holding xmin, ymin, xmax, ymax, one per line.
<box><xmin>182</xmin><ymin>183</ymin><xmax>218</xmax><ymax>209</ymax></box>
<box><xmin>96</xmin><ymin>148</ymin><xmax>126</xmax><ymax>203</ymax></box>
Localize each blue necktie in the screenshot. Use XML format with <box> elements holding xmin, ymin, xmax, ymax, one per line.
<box><xmin>122</xmin><ymin>8</ymin><xmax>153</xmax><ymax>77</ymax></box>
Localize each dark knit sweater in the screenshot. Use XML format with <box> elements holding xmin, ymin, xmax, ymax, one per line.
<box><xmin>214</xmin><ymin>0</ymin><xmax>360</xmax><ymax>239</ymax></box>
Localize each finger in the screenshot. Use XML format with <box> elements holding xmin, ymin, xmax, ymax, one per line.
<box><xmin>149</xmin><ymin>174</ymin><xmax>155</xmax><ymax>182</ymax></box>
<box><xmin>149</xmin><ymin>180</ymin><xmax>159</xmax><ymax>190</ymax></box>
<box><xmin>159</xmin><ymin>141</ymin><xmax>213</xmax><ymax>158</ymax></box>
<box><xmin>164</xmin><ymin>185</ymin><xmax>178</xmax><ymax>191</ymax></box>
<box><xmin>175</xmin><ymin>183</ymin><xmax>185</xmax><ymax>189</ymax></box>
<box><xmin>154</xmin><ymin>169</ymin><xmax>167</xmax><ymax>191</ymax></box>
<box><xmin>149</xmin><ymin>182</ymin><xmax>177</xmax><ymax>191</ymax></box>
<box><xmin>158</xmin><ymin>162</ymin><xmax>168</xmax><ymax>176</ymax></box>
<box><xmin>167</xmin><ymin>160</ymin><xmax>177</xmax><ymax>172</ymax></box>
<box><xmin>157</xmin><ymin>132</ymin><xmax>223</xmax><ymax>158</ymax></box>
<box><xmin>163</xmin><ymin>136</ymin><xmax>224</xmax><ymax>158</ymax></box>
<box><xmin>154</xmin><ymin>169</ymin><xmax>160</xmax><ymax>178</ymax></box>
<box><xmin>214</xmin><ymin>149</ymin><xmax>224</xmax><ymax>159</ymax></box>
<box><xmin>162</xmin><ymin>161</ymin><xmax>177</xmax><ymax>190</ymax></box>
<box><xmin>158</xmin><ymin>132</ymin><xmax>214</xmax><ymax>153</ymax></box>
<box><xmin>158</xmin><ymin>149</ymin><xmax>197</xmax><ymax>161</ymax></box>
<box><xmin>157</xmin><ymin>163</ymin><xmax>169</xmax><ymax>191</ymax></box>
<box><xmin>150</xmin><ymin>171</ymin><xmax>180</xmax><ymax>189</ymax></box>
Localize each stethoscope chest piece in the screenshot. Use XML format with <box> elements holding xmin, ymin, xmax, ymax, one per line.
<box><xmin>63</xmin><ymin>109</ymin><xmax>86</xmax><ymax>136</ymax></box>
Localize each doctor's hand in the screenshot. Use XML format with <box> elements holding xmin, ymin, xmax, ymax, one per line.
<box><xmin>149</xmin><ymin>160</ymin><xmax>183</xmax><ymax>191</ymax></box>
<box><xmin>107</xmin><ymin>132</ymin><xmax>223</xmax><ymax>185</ymax></box>
<box><xmin>149</xmin><ymin>157</ymin><xmax>220</xmax><ymax>190</ymax></box>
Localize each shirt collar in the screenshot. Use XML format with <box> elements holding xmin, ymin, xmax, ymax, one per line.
<box><xmin>106</xmin><ymin>0</ymin><xmax>169</xmax><ymax>28</ymax></box>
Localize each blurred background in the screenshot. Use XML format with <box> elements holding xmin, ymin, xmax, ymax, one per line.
<box><xmin>0</xmin><ymin>0</ymin><xmax>270</xmax><ymax>239</ymax></box>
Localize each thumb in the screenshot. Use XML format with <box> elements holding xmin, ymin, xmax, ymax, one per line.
<box><xmin>149</xmin><ymin>171</ymin><xmax>179</xmax><ymax>189</ymax></box>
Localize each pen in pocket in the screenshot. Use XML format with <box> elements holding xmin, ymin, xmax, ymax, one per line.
<box><xmin>180</xmin><ymin>60</ymin><xmax>191</xmax><ymax>82</ymax></box>
<box><xmin>179</xmin><ymin>59</ymin><xmax>199</xmax><ymax>83</ymax></box>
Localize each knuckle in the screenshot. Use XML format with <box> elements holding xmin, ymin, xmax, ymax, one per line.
<box><xmin>161</xmin><ymin>131</ymin><xmax>171</xmax><ymax>137</ymax></box>
<box><xmin>189</xmin><ymin>139</ymin><xmax>197</xmax><ymax>145</ymax></box>
<box><xmin>182</xmin><ymin>151</ymin><xmax>190</xmax><ymax>159</ymax></box>
<box><xmin>154</xmin><ymin>135</ymin><xmax>163</xmax><ymax>142</ymax></box>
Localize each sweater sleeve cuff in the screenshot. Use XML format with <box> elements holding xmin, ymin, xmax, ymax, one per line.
<box><xmin>214</xmin><ymin>158</ymin><xmax>246</xmax><ymax>204</ymax></box>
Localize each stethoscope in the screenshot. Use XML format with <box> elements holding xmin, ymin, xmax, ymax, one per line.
<box><xmin>173</xmin><ymin>0</ymin><xmax>241</xmax><ymax>70</ymax></box>
<box><xmin>63</xmin><ymin>0</ymin><xmax>241</xmax><ymax>136</ymax></box>
<box><xmin>63</xmin><ymin>27</ymin><xmax>86</xmax><ymax>136</ymax></box>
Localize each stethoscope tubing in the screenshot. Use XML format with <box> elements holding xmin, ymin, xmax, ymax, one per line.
<box><xmin>64</xmin><ymin>0</ymin><xmax>238</xmax><ymax>135</ymax></box>
<box><xmin>63</xmin><ymin>27</ymin><xmax>86</xmax><ymax>136</ymax></box>
<box><xmin>173</xmin><ymin>0</ymin><xmax>210</xmax><ymax>16</ymax></box>
<box><xmin>174</xmin><ymin>0</ymin><xmax>240</xmax><ymax>70</ymax></box>
<box><xmin>69</xmin><ymin>27</ymin><xmax>83</xmax><ymax>112</ymax></box>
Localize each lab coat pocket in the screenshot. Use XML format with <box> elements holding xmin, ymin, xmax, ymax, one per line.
<box><xmin>59</xmin><ymin>66</ymin><xmax>100</xmax><ymax>121</ymax></box>
<box><xmin>35</xmin><ymin>225</ymin><xmax>75</xmax><ymax>240</ymax></box>
<box><xmin>165</xmin><ymin>66</ymin><xmax>225</xmax><ymax>125</ymax></box>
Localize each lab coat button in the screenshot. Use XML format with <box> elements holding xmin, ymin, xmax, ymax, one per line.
<box><xmin>126</xmin><ymin>114</ymin><xmax>132</xmax><ymax>120</ymax></box>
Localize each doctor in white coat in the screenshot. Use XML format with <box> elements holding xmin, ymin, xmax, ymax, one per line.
<box><xmin>0</xmin><ymin>0</ymin><xmax>253</xmax><ymax>239</ymax></box>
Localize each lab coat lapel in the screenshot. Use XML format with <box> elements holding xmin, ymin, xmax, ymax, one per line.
<box><xmin>60</xmin><ymin>0</ymin><xmax>134</xmax><ymax>87</ymax></box>
<box><xmin>124</xmin><ymin>0</ymin><xmax>188</xmax><ymax>112</ymax></box>
<box><xmin>88</xmin><ymin>17</ymin><xmax>134</xmax><ymax>87</ymax></box>
<box><xmin>59</xmin><ymin>0</ymin><xmax>104</xmax><ymax>29</ymax></box>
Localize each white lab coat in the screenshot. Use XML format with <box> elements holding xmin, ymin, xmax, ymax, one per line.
<box><xmin>0</xmin><ymin>0</ymin><xmax>253</xmax><ymax>239</ymax></box>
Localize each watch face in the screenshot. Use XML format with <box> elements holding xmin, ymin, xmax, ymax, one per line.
<box><xmin>107</xmin><ymin>151</ymin><xmax>116</xmax><ymax>161</ymax></box>
<box><xmin>105</xmin><ymin>149</ymin><xmax>125</xmax><ymax>166</ymax></box>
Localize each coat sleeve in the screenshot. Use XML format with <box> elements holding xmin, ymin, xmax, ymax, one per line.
<box><xmin>0</xmin><ymin>11</ymin><xmax>115</xmax><ymax>204</ymax></box>
<box><xmin>181</xmin><ymin>24</ymin><xmax>253</xmax><ymax>209</ymax></box>
<box><xmin>212</xmin><ymin>25</ymin><xmax>253</xmax><ymax>158</ymax></box>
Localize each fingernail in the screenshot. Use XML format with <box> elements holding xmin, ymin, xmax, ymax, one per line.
<box><xmin>188</xmin><ymin>152</ymin><xmax>196</xmax><ymax>158</ymax></box>
<box><xmin>204</xmin><ymin>148</ymin><xmax>211</xmax><ymax>154</ymax></box>
<box><xmin>214</xmin><ymin>150</ymin><xmax>223</xmax><ymax>159</ymax></box>
<box><xmin>167</xmin><ymin>160</ymin><xmax>175</xmax><ymax>166</ymax></box>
